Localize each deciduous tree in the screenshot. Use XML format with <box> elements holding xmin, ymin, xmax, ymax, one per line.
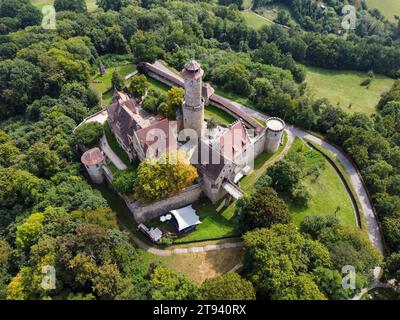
<box><xmin>241</xmin><ymin>187</ymin><xmax>290</xmax><ymax>231</ymax></box>
<box><xmin>201</xmin><ymin>273</ymin><xmax>255</xmax><ymax>300</ymax></box>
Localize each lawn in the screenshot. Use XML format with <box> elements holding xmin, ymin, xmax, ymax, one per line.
<box><xmin>31</xmin><ymin>0</ymin><xmax>98</xmax><ymax>11</ymax></box>
<box><xmin>239</xmin><ymin>132</ymin><xmax>287</xmax><ymax>192</ymax></box>
<box><xmin>284</xmin><ymin>138</ymin><xmax>356</xmax><ymax>228</ymax></box>
<box><xmin>90</xmin><ymin>63</ymin><xmax>136</xmax><ymax>97</ymax></box>
<box><xmin>241</xmin><ymin>10</ymin><xmax>271</xmax><ymax>30</ymax></box>
<box><xmin>204</xmin><ymin>105</ymin><xmax>236</xmax><ymax>127</ymax></box>
<box><xmin>172</xmin><ymin>197</ymin><xmax>242</xmax><ymax>244</ymax></box>
<box><xmin>305</xmin><ymin>139</ymin><xmax>366</xmax><ymax>231</ymax></box>
<box><xmin>305</xmin><ymin>65</ymin><xmax>394</xmax><ymax>115</ymax></box>
<box><xmin>148</xmin><ymin>245</ymin><xmax>243</xmax><ymax>284</ymax></box>
<box><xmin>366</xmin><ymin>0</ymin><xmax>400</xmax><ymax>22</ymax></box>
<box><xmin>147</xmin><ymin>77</ymin><xmax>170</xmax><ymax>94</ymax></box>
<box><xmin>103</xmin><ymin>122</ymin><xmax>132</xmax><ymax>167</ymax></box>
<box><xmin>243</xmin><ymin>0</ymin><xmax>252</xmax><ymax>10</ymax></box>
<box><xmin>213</xmin><ymin>85</ymin><xmax>256</xmax><ymax>110</ymax></box>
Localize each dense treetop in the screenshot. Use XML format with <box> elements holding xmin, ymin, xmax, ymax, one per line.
<box><xmin>0</xmin><ymin>0</ymin><xmax>399</xmax><ymax>300</ymax></box>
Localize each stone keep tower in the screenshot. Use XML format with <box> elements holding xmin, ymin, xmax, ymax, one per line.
<box><xmin>181</xmin><ymin>60</ymin><xmax>204</xmax><ymax>139</ymax></box>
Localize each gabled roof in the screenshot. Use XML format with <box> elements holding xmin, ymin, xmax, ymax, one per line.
<box><xmin>189</xmin><ymin>141</ymin><xmax>231</xmax><ymax>181</ymax></box>
<box><xmin>202</xmin><ymin>83</ymin><xmax>215</xmax><ymax>99</ymax></box>
<box><xmin>218</xmin><ymin>120</ymin><xmax>251</xmax><ymax>162</ymax></box>
<box><xmin>209</xmin><ymin>94</ymin><xmax>264</xmax><ymax>135</ymax></box>
<box><xmin>107</xmin><ymin>103</ymin><xmax>137</xmax><ymax>149</ymax></box>
<box><xmin>107</xmin><ymin>90</ymin><xmax>152</xmax><ymax>150</ymax></box>
<box><xmin>135</xmin><ymin>118</ymin><xmax>177</xmax><ymax>157</ymax></box>
<box><xmin>144</xmin><ymin>63</ymin><xmax>184</xmax><ymax>87</ymax></box>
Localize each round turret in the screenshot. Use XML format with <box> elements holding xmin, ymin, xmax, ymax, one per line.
<box><xmin>81</xmin><ymin>147</ymin><xmax>105</xmax><ymax>184</ymax></box>
<box><xmin>264</xmin><ymin>117</ymin><xmax>285</xmax><ymax>153</ymax></box>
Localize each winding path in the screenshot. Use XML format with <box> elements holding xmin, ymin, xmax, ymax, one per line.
<box><xmin>128</xmin><ymin>233</ymin><xmax>243</xmax><ymax>256</ymax></box>
<box><xmin>232</xmin><ymin>103</ymin><xmax>385</xmax><ymax>255</ymax></box>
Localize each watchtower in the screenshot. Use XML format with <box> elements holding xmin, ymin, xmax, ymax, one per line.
<box><xmin>181</xmin><ymin>60</ymin><xmax>204</xmax><ymax>140</ymax></box>
<box><xmin>264</xmin><ymin>117</ymin><xmax>285</xmax><ymax>153</ymax></box>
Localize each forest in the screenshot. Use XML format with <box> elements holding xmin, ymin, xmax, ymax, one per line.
<box><xmin>0</xmin><ymin>0</ymin><xmax>399</xmax><ymax>300</ymax></box>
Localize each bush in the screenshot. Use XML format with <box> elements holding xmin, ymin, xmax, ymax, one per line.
<box><xmin>112</xmin><ymin>170</ymin><xmax>136</xmax><ymax>194</ymax></box>
<box><xmin>134</xmin><ymin>152</ymin><xmax>198</xmax><ymax>202</ymax></box>
<box><xmin>360</xmin><ymin>78</ymin><xmax>372</xmax><ymax>87</ymax></box>
<box><xmin>267</xmin><ymin>159</ymin><xmax>303</xmax><ymax>195</ymax></box>
<box><xmin>291</xmin><ymin>183</ymin><xmax>311</xmax><ymax>207</ymax></box>
<box><xmin>384</xmin><ymin>252</ymin><xmax>400</xmax><ymax>281</ymax></box>
<box><xmin>382</xmin><ymin>216</ymin><xmax>400</xmax><ymax>253</ymax></box>
<box><xmin>241</xmin><ymin>187</ymin><xmax>290</xmax><ymax>231</ymax></box>
<box><xmin>201</xmin><ymin>273</ymin><xmax>256</xmax><ymax>300</ymax></box>
<box><xmin>254</xmin><ymin>173</ymin><xmax>272</xmax><ymax>190</ymax></box>
<box><xmin>74</xmin><ymin>122</ymin><xmax>103</xmax><ymax>148</ymax></box>
<box><xmin>128</xmin><ymin>74</ymin><xmax>148</xmax><ymax>100</ymax></box>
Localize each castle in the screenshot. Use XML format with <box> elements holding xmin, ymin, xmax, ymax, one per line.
<box><xmin>82</xmin><ymin>60</ymin><xmax>285</xmax><ymax>211</ymax></box>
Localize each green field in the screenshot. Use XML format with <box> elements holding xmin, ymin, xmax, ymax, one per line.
<box><xmin>285</xmin><ymin>138</ymin><xmax>356</xmax><ymax>228</ymax></box>
<box><xmin>147</xmin><ymin>77</ymin><xmax>170</xmax><ymax>93</ymax></box>
<box><xmin>90</xmin><ymin>63</ymin><xmax>136</xmax><ymax>95</ymax></box>
<box><xmin>305</xmin><ymin>66</ymin><xmax>394</xmax><ymax>115</ymax></box>
<box><xmin>90</xmin><ymin>63</ymin><xmax>136</xmax><ymax>106</ymax></box>
<box><xmin>239</xmin><ymin>132</ymin><xmax>287</xmax><ymax>192</ymax></box>
<box><xmin>243</xmin><ymin>0</ymin><xmax>252</xmax><ymax>10</ymax></box>
<box><xmin>31</xmin><ymin>0</ymin><xmax>98</xmax><ymax>11</ymax></box>
<box><xmin>366</xmin><ymin>0</ymin><xmax>400</xmax><ymax>22</ymax></box>
<box><xmin>172</xmin><ymin>198</ymin><xmax>241</xmax><ymax>244</ymax></box>
<box><xmin>204</xmin><ymin>105</ymin><xmax>236</xmax><ymax>127</ymax></box>
<box><xmin>241</xmin><ymin>10</ymin><xmax>271</xmax><ymax>30</ymax></box>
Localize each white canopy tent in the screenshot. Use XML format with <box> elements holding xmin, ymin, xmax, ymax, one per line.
<box><xmin>170</xmin><ymin>205</ymin><xmax>201</xmax><ymax>232</ymax></box>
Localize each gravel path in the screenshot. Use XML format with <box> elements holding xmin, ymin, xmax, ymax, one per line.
<box><xmin>129</xmin><ymin>233</ymin><xmax>243</xmax><ymax>256</ymax></box>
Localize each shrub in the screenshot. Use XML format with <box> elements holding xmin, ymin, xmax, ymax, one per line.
<box><xmin>134</xmin><ymin>152</ymin><xmax>198</xmax><ymax>202</ymax></box>
<box><xmin>74</xmin><ymin>122</ymin><xmax>104</xmax><ymax>148</ymax></box>
<box><xmin>112</xmin><ymin>170</ymin><xmax>136</xmax><ymax>194</ymax></box>
<box><xmin>241</xmin><ymin>187</ymin><xmax>290</xmax><ymax>231</ymax></box>
<box><xmin>201</xmin><ymin>273</ymin><xmax>256</xmax><ymax>300</ymax></box>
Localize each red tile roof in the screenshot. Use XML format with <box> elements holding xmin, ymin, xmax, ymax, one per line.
<box><xmin>219</xmin><ymin>121</ymin><xmax>251</xmax><ymax>162</ymax></box>
<box><xmin>209</xmin><ymin>94</ymin><xmax>264</xmax><ymax>134</ymax></box>
<box><xmin>144</xmin><ymin>63</ymin><xmax>184</xmax><ymax>87</ymax></box>
<box><xmin>135</xmin><ymin>118</ymin><xmax>177</xmax><ymax>157</ymax></box>
<box><xmin>81</xmin><ymin>148</ymin><xmax>104</xmax><ymax>166</ymax></box>
<box><xmin>185</xmin><ymin>60</ymin><xmax>201</xmax><ymax>72</ymax></box>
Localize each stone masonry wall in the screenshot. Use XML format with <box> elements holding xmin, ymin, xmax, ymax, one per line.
<box><xmin>126</xmin><ymin>183</ymin><xmax>203</xmax><ymax>223</ymax></box>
